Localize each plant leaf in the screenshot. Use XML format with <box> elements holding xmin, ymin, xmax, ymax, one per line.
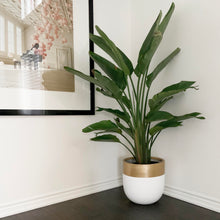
<box><xmin>117</xmin><ymin>48</ymin><xmax>134</xmax><ymax>75</ymax></box>
<box><xmin>90</xmin><ymin>52</ymin><xmax>126</xmax><ymax>90</ymax></box>
<box><xmin>90</xmin><ymin>34</ymin><xmax>133</xmax><ymax>75</ymax></box>
<box><xmin>149</xmin><ymin>81</ymin><xmax>196</xmax><ymax>110</ymax></box>
<box><xmin>146</xmin><ymin>47</ymin><xmax>180</xmax><ymax>87</ymax></box>
<box><xmin>94</xmin><ymin>70</ymin><xmax>122</xmax><ymax>99</ymax></box>
<box><xmin>121</xmin><ymin>95</ymin><xmax>132</xmax><ymax>111</ymax></box>
<box><xmin>153</xmin><ymin>96</ymin><xmax>174</xmax><ymax>111</ymax></box>
<box><xmin>94</xmin><ymin>71</ymin><xmax>130</xmax><ymax>113</ymax></box>
<box><xmin>135</xmin><ymin>11</ymin><xmax>162</xmax><ymax>76</ymax></box>
<box><xmin>146</xmin><ymin>111</ymin><xmax>205</xmax><ymax>124</ymax></box>
<box><xmin>150</xmin><ymin>120</ymin><xmax>182</xmax><ymax>136</ymax></box>
<box><xmin>135</xmin><ymin>3</ymin><xmax>175</xmax><ymax>76</ymax></box>
<box><xmin>174</xmin><ymin>112</ymin><xmax>205</xmax><ymax>121</ymax></box>
<box><xmin>162</xmin><ymin>81</ymin><xmax>196</xmax><ymax>92</ymax></box>
<box><xmin>97</xmin><ymin>107</ymin><xmax>130</xmax><ymax>124</ymax></box>
<box><xmin>90</xmin><ymin>34</ymin><xmax>114</xmax><ymax>59</ymax></box>
<box><xmin>96</xmin><ymin>88</ymin><xmax>113</xmax><ymax>98</ymax></box>
<box><xmin>91</xmin><ymin>134</ymin><xmax>120</xmax><ymax>142</ymax></box>
<box><xmin>158</xmin><ymin>2</ymin><xmax>175</xmax><ymax>34</ymax></box>
<box><xmin>146</xmin><ymin>111</ymin><xmax>174</xmax><ymax>122</ymax></box>
<box><xmin>82</xmin><ymin>120</ymin><xmax>120</xmax><ymax>133</ymax></box>
<box><xmin>115</xmin><ymin>118</ymin><xmax>133</xmax><ymax>138</ymax></box>
<box><xmin>95</xmin><ymin>26</ymin><xmax>130</xmax><ymax>75</ymax></box>
<box><xmin>64</xmin><ymin>66</ymin><xmax>102</xmax><ymax>88</ymax></box>
<box><xmin>135</xmin><ymin>30</ymin><xmax>162</xmax><ymax>76</ymax></box>
<box><xmin>149</xmin><ymin>111</ymin><xmax>205</xmax><ymax>136</ymax></box>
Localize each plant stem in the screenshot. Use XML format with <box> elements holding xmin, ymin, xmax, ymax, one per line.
<box><xmin>140</xmin><ymin>72</ymin><xmax>149</xmax><ymax>119</ymax></box>
<box><xmin>120</xmin><ymin>133</ymin><xmax>135</xmax><ymax>151</ymax></box>
<box><xmin>129</xmin><ymin>75</ymin><xmax>137</xmax><ymax>100</ymax></box>
<box><xmin>145</xmin><ymin>122</ymin><xmax>151</xmax><ymax>156</ymax></box>
<box><xmin>120</xmin><ymin>141</ymin><xmax>136</xmax><ymax>159</ymax></box>
<box><xmin>146</xmin><ymin>148</ymin><xmax>151</xmax><ymax>163</ymax></box>
<box><xmin>150</xmin><ymin>131</ymin><xmax>161</xmax><ymax>151</ymax></box>
<box><xmin>126</xmin><ymin>79</ymin><xmax>135</xmax><ymax>115</ymax></box>
<box><xmin>143</xmin><ymin>87</ymin><xmax>150</xmax><ymax>118</ymax></box>
<box><xmin>134</xmin><ymin>128</ymin><xmax>142</xmax><ymax>163</ymax></box>
<box><xmin>117</xmin><ymin>99</ymin><xmax>133</xmax><ymax>128</ymax></box>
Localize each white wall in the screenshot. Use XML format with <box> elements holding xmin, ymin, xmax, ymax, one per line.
<box><xmin>131</xmin><ymin>0</ymin><xmax>220</xmax><ymax>211</ymax></box>
<box><xmin>0</xmin><ymin>0</ymin><xmax>220</xmax><ymax>217</ymax></box>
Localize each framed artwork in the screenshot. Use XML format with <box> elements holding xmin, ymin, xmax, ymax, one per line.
<box><xmin>0</xmin><ymin>0</ymin><xmax>94</xmax><ymax>115</ymax></box>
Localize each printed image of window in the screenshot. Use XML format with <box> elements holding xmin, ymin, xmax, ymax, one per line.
<box><xmin>16</xmin><ymin>27</ymin><xmax>22</xmax><ymax>55</ymax></box>
<box><xmin>26</xmin><ymin>0</ymin><xmax>33</xmax><ymax>15</ymax></box>
<box><xmin>21</xmin><ymin>0</ymin><xmax>42</xmax><ymax>19</ymax></box>
<box><xmin>35</xmin><ymin>0</ymin><xmax>42</xmax><ymax>7</ymax></box>
<box><xmin>8</xmin><ymin>21</ymin><xmax>15</xmax><ymax>54</ymax></box>
<box><xmin>0</xmin><ymin>15</ymin><xmax>5</xmax><ymax>51</ymax></box>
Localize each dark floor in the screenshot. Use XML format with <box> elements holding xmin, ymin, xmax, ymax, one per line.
<box><xmin>2</xmin><ymin>187</ymin><xmax>220</xmax><ymax>220</ymax></box>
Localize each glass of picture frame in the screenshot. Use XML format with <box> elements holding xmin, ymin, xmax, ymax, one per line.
<box><xmin>0</xmin><ymin>0</ymin><xmax>94</xmax><ymax>115</ymax></box>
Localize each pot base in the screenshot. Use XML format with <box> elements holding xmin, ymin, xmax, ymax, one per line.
<box><xmin>123</xmin><ymin>174</ymin><xmax>165</xmax><ymax>205</ymax></box>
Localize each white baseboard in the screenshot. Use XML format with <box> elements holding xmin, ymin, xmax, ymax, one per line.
<box><xmin>0</xmin><ymin>178</ymin><xmax>123</xmax><ymax>218</ymax></box>
<box><xmin>164</xmin><ymin>185</ymin><xmax>220</xmax><ymax>213</ymax></box>
<box><xmin>1</xmin><ymin>180</ymin><xmax>219</xmax><ymax>218</ymax></box>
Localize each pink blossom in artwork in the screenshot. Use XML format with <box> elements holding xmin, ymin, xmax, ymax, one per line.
<box><xmin>33</xmin><ymin>0</ymin><xmax>73</xmax><ymax>59</ymax></box>
<box><xmin>62</xmin><ymin>38</ymin><xmax>67</xmax><ymax>44</ymax></box>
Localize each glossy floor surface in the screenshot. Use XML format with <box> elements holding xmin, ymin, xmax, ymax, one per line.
<box><xmin>2</xmin><ymin>187</ymin><xmax>220</xmax><ymax>220</ymax></box>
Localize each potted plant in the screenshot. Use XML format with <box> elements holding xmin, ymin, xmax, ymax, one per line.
<box><xmin>65</xmin><ymin>2</ymin><xmax>204</xmax><ymax>205</ymax></box>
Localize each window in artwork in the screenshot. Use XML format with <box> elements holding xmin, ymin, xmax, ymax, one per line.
<box><xmin>0</xmin><ymin>15</ymin><xmax>5</xmax><ymax>51</ymax></box>
<box><xmin>16</xmin><ymin>27</ymin><xmax>22</xmax><ymax>55</ymax></box>
<box><xmin>8</xmin><ymin>21</ymin><xmax>15</xmax><ymax>54</ymax></box>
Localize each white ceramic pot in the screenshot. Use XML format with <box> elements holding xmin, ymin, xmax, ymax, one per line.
<box><xmin>123</xmin><ymin>157</ymin><xmax>165</xmax><ymax>205</ymax></box>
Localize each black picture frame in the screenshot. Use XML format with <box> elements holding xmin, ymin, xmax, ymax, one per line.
<box><xmin>0</xmin><ymin>0</ymin><xmax>95</xmax><ymax>116</ymax></box>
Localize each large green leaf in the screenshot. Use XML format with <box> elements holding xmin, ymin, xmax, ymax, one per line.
<box><xmin>96</xmin><ymin>88</ymin><xmax>113</xmax><ymax>98</ymax></box>
<box><xmin>117</xmin><ymin>47</ymin><xmax>134</xmax><ymax>75</ymax></box>
<box><xmin>90</xmin><ymin>51</ymin><xmax>126</xmax><ymax>90</ymax></box>
<box><xmin>146</xmin><ymin>111</ymin><xmax>204</xmax><ymax>123</ymax></box>
<box><xmin>64</xmin><ymin>66</ymin><xmax>102</xmax><ymax>88</ymax></box>
<box><xmin>135</xmin><ymin>11</ymin><xmax>162</xmax><ymax>76</ymax></box>
<box><xmin>146</xmin><ymin>47</ymin><xmax>180</xmax><ymax>87</ymax></box>
<box><xmin>121</xmin><ymin>95</ymin><xmax>132</xmax><ymax>111</ymax></box>
<box><xmin>152</xmin><ymin>96</ymin><xmax>174</xmax><ymax>111</ymax></box>
<box><xmin>95</xmin><ymin>26</ymin><xmax>130</xmax><ymax>75</ymax></box>
<box><xmin>149</xmin><ymin>112</ymin><xmax>204</xmax><ymax>136</ymax></box>
<box><xmin>97</xmin><ymin>107</ymin><xmax>130</xmax><ymax>124</ymax></box>
<box><xmin>162</xmin><ymin>81</ymin><xmax>196</xmax><ymax>92</ymax></box>
<box><xmin>90</xmin><ymin>34</ymin><xmax>113</xmax><ymax>59</ymax></box>
<box><xmin>83</xmin><ymin>120</ymin><xmax>121</xmax><ymax>133</ymax></box>
<box><xmin>146</xmin><ymin>111</ymin><xmax>173</xmax><ymax>122</ymax></box>
<box><xmin>115</xmin><ymin>118</ymin><xmax>133</xmax><ymax>138</ymax></box>
<box><xmin>91</xmin><ymin>134</ymin><xmax>120</xmax><ymax>142</ymax></box>
<box><xmin>64</xmin><ymin>66</ymin><xmax>124</xmax><ymax>101</ymax></box>
<box><xmin>149</xmin><ymin>81</ymin><xmax>196</xmax><ymax>110</ymax></box>
<box><xmin>135</xmin><ymin>3</ymin><xmax>175</xmax><ymax>76</ymax></box>
<box><xmin>94</xmin><ymin>70</ymin><xmax>122</xmax><ymax>99</ymax></box>
<box><xmin>150</xmin><ymin>120</ymin><xmax>182</xmax><ymax>136</ymax></box>
<box><xmin>90</xmin><ymin>34</ymin><xmax>133</xmax><ymax>75</ymax></box>
<box><xmin>174</xmin><ymin>112</ymin><xmax>205</xmax><ymax>121</ymax></box>
<box><xmin>94</xmin><ymin>71</ymin><xmax>131</xmax><ymax>116</ymax></box>
<box><xmin>135</xmin><ymin>30</ymin><xmax>162</xmax><ymax>76</ymax></box>
<box><xmin>158</xmin><ymin>2</ymin><xmax>175</xmax><ymax>34</ymax></box>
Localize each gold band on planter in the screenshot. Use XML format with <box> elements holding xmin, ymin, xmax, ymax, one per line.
<box><xmin>123</xmin><ymin>157</ymin><xmax>165</xmax><ymax>178</ymax></box>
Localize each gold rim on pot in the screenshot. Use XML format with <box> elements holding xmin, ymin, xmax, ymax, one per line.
<box><xmin>123</xmin><ymin>157</ymin><xmax>165</xmax><ymax>178</ymax></box>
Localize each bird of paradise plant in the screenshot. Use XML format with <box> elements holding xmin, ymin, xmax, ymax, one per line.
<box><xmin>65</xmin><ymin>3</ymin><xmax>204</xmax><ymax>164</ymax></box>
